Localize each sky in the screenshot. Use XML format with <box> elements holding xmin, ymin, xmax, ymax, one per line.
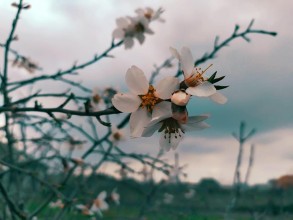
<box><xmin>0</xmin><ymin>0</ymin><xmax>292</xmax><ymax>185</ymax></box>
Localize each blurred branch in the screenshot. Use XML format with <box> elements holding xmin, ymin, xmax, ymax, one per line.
<box><xmin>176</xmin><ymin>19</ymin><xmax>277</xmax><ymax>77</ymax></box>
<box><xmin>0</xmin><ymin>182</ymin><xmax>27</xmax><ymax>220</ymax></box>
<box><xmin>0</xmin><ymin>105</ymin><xmax>121</xmax><ymax>118</ymax></box>
<box><xmin>7</xmin><ymin>40</ymin><xmax>123</xmax><ymax>92</ymax></box>
<box><xmin>244</xmin><ymin>144</ymin><xmax>255</xmax><ymax>185</ymax></box>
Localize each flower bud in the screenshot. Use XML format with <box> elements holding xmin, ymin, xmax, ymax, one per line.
<box><xmin>171</xmin><ymin>90</ymin><xmax>190</xmax><ymax>106</ymax></box>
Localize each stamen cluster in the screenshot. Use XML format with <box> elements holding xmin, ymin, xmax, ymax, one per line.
<box><xmin>140</xmin><ymin>85</ymin><xmax>161</xmax><ymax>112</ymax></box>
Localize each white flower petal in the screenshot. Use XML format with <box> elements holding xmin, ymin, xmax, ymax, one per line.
<box><xmin>75</xmin><ymin>204</ymin><xmax>86</xmax><ymax>210</ymax></box>
<box><xmin>187</xmin><ymin>115</ymin><xmax>209</xmax><ymax>123</ymax></box>
<box><xmin>90</xmin><ymin>205</ymin><xmax>103</xmax><ymax>217</ymax></box>
<box><xmin>116</xmin><ymin>17</ymin><xmax>129</xmax><ymax>28</ymax></box>
<box><xmin>130</xmin><ymin>108</ymin><xmax>151</xmax><ymax>137</ymax></box>
<box><xmin>181</xmin><ymin>47</ymin><xmax>194</xmax><ymax>78</ymax></box>
<box><xmin>169</xmin><ymin>47</ymin><xmax>180</xmax><ymax>60</ymax></box>
<box><xmin>124</xmin><ymin>37</ymin><xmax>134</xmax><ymax>49</ymax></box>
<box><xmin>210</xmin><ymin>92</ymin><xmax>228</xmax><ymax>104</ymax></box>
<box><xmin>113</xmin><ymin>28</ymin><xmax>125</xmax><ymax>39</ymax></box>
<box><xmin>186</xmin><ymin>81</ymin><xmax>216</xmax><ymax>97</ymax></box>
<box><xmin>141</xmin><ymin>122</ymin><xmax>161</xmax><ymax>137</ymax></box>
<box><xmin>152</xmin><ymin>101</ymin><xmax>172</xmax><ymax>119</ymax></box>
<box><xmin>181</xmin><ymin>121</ymin><xmax>210</xmax><ymax>132</ymax></box>
<box><xmin>155</xmin><ymin>76</ymin><xmax>179</xmax><ymax>99</ymax></box>
<box><xmin>98</xmin><ymin>191</ymin><xmax>107</xmax><ymax>200</ymax></box>
<box><xmin>159</xmin><ymin>132</ymin><xmax>184</xmax><ymax>151</ymax></box>
<box><xmin>112</xmin><ymin>93</ymin><xmax>141</xmax><ymax>113</ymax></box>
<box><xmin>126</xmin><ymin>66</ymin><xmax>149</xmax><ymax>95</ymax></box>
<box><xmin>99</xmin><ymin>201</ymin><xmax>109</xmax><ymax>211</ymax></box>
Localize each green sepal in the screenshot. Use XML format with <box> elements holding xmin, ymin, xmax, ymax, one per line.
<box><xmin>214</xmin><ymin>85</ymin><xmax>229</xmax><ymax>90</ymax></box>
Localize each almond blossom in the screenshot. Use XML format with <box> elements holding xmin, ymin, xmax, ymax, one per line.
<box><xmin>90</xmin><ymin>191</ymin><xmax>109</xmax><ymax>217</ymax></box>
<box><xmin>75</xmin><ymin>204</ymin><xmax>94</xmax><ymax>216</ymax></box>
<box><xmin>113</xmin><ymin>16</ymin><xmax>154</xmax><ymax>49</ymax></box>
<box><xmin>142</xmin><ymin>110</ymin><xmax>210</xmax><ymax>151</ymax></box>
<box><xmin>170</xmin><ymin>46</ymin><xmax>227</xmax><ymax>104</ymax></box>
<box><xmin>112</xmin><ymin>65</ymin><xmax>179</xmax><ymax>137</ymax></box>
<box><xmin>135</xmin><ymin>7</ymin><xmax>165</xmax><ymax>22</ymax></box>
<box><xmin>109</xmin><ymin>126</ymin><xmax>125</xmax><ymax>144</ymax></box>
<box><xmin>109</xmin><ymin>188</ymin><xmax>120</xmax><ymax>205</ymax></box>
<box><xmin>49</xmin><ymin>199</ymin><xmax>64</xmax><ymax>209</ymax></box>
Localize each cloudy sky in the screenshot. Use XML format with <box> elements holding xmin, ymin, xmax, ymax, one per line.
<box><xmin>0</xmin><ymin>0</ymin><xmax>292</xmax><ymax>184</ymax></box>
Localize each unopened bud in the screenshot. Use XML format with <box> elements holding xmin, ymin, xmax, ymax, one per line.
<box><xmin>171</xmin><ymin>90</ymin><xmax>190</xmax><ymax>106</ymax></box>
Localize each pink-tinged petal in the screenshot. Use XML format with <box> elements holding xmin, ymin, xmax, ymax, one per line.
<box><xmin>210</xmin><ymin>92</ymin><xmax>227</xmax><ymax>104</ymax></box>
<box><xmin>116</xmin><ymin>17</ymin><xmax>129</xmax><ymax>28</ymax></box>
<box><xmin>126</xmin><ymin>65</ymin><xmax>149</xmax><ymax>95</ymax></box>
<box><xmin>112</xmin><ymin>28</ymin><xmax>124</xmax><ymax>39</ymax></box>
<box><xmin>159</xmin><ymin>132</ymin><xmax>184</xmax><ymax>151</ymax></box>
<box><xmin>112</xmin><ymin>93</ymin><xmax>141</xmax><ymax>113</ymax></box>
<box><xmin>186</xmin><ymin>81</ymin><xmax>216</xmax><ymax>97</ymax></box>
<box><xmin>181</xmin><ymin>121</ymin><xmax>210</xmax><ymax>132</ymax></box>
<box><xmin>141</xmin><ymin>121</ymin><xmax>161</xmax><ymax>137</ymax></box>
<box><xmin>152</xmin><ymin>101</ymin><xmax>172</xmax><ymax>119</ymax></box>
<box><xmin>90</xmin><ymin>205</ymin><xmax>98</xmax><ymax>212</ymax></box>
<box><xmin>181</xmin><ymin>47</ymin><xmax>194</xmax><ymax>78</ymax></box>
<box><xmin>187</xmin><ymin>115</ymin><xmax>209</xmax><ymax>123</ymax></box>
<box><xmin>99</xmin><ymin>201</ymin><xmax>109</xmax><ymax>211</ymax></box>
<box><xmin>98</xmin><ymin>191</ymin><xmax>107</xmax><ymax>200</ymax></box>
<box><xmin>155</xmin><ymin>76</ymin><xmax>179</xmax><ymax>99</ymax></box>
<box><xmin>169</xmin><ymin>47</ymin><xmax>180</xmax><ymax>60</ymax></box>
<box><xmin>136</xmin><ymin>33</ymin><xmax>145</xmax><ymax>44</ymax></box>
<box><xmin>130</xmin><ymin>108</ymin><xmax>151</xmax><ymax>137</ymax></box>
<box><xmin>124</xmin><ymin>37</ymin><xmax>134</xmax><ymax>49</ymax></box>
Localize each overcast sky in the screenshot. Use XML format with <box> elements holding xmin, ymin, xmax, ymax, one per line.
<box><xmin>0</xmin><ymin>0</ymin><xmax>292</xmax><ymax>184</ymax></box>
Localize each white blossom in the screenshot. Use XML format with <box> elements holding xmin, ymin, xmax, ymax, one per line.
<box><xmin>135</xmin><ymin>7</ymin><xmax>165</xmax><ymax>22</ymax></box>
<box><xmin>90</xmin><ymin>191</ymin><xmax>109</xmax><ymax>217</ymax></box>
<box><xmin>112</xmin><ymin>65</ymin><xmax>179</xmax><ymax>137</ymax></box>
<box><xmin>75</xmin><ymin>204</ymin><xmax>94</xmax><ymax>216</ymax></box>
<box><xmin>142</xmin><ymin>109</ymin><xmax>209</xmax><ymax>151</ymax></box>
<box><xmin>110</xmin><ymin>188</ymin><xmax>120</xmax><ymax>205</ymax></box>
<box><xmin>170</xmin><ymin>46</ymin><xmax>227</xmax><ymax>104</ymax></box>
<box><xmin>49</xmin><ymin>199</ymin><xmax>64</xmax><ymax>209</ymax></box>
<box><xmin>113</xmin><ymin>16</ymin><xmax>153</xmax><ymax>49</ymax></box>
<box><xmin>109</xmin><ymin>126</ymin><xmax>125</xmax><ymax>144</ymax></box>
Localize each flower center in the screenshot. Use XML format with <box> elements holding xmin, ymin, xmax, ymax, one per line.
<box><xmin>139</xmin><ymin>85</ymin><xmax>161</xmax><ymax>112</ymax></box>
<box><xmin>159</xmin><ymin>117</ymin><xmax>184</xmax><ymax>143</ymax></box>
<box><xmin>113</xmin><ymin>132</ymin><xmax>122</xmax><ymax>141</ymax></box>
<box><xmin>92</xmin><ymin>94</ymin><xmax>101</xmax><ymax>104</ymax></box>
<box><xmin>144</xmin><ymin>12</ymin><xmax>152</xmax><ymax>20</ymax></box>
<box><xmin>134</xmin><ymin>22</ymin><xmax>145</xmax><ymax>33</ymax></box>
<box><xmin>185</xmin><ymin>74</ymin><xmax>204</xmax><ymax>87</ymax></box>
<box><xmin>94</xmin><ymin>199</ymin><xmax>102</xmax><ymax>208</ymax></box>
<box><xmin>184</xmin><ymin>64</ymin><xmax>213</xmax><ymax>87</ymax></box>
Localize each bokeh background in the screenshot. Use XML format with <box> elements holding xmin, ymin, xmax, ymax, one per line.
<box><xmin>0</xmin><ymin>0</ymin><xmax>292</xmax><ymax>185</ymax></box>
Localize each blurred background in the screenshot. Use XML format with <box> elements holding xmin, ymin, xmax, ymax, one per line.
<box><xmin>0</xmin><ymin>0</ymin><xmax>292</xmax><ymax>185</ymax></box>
